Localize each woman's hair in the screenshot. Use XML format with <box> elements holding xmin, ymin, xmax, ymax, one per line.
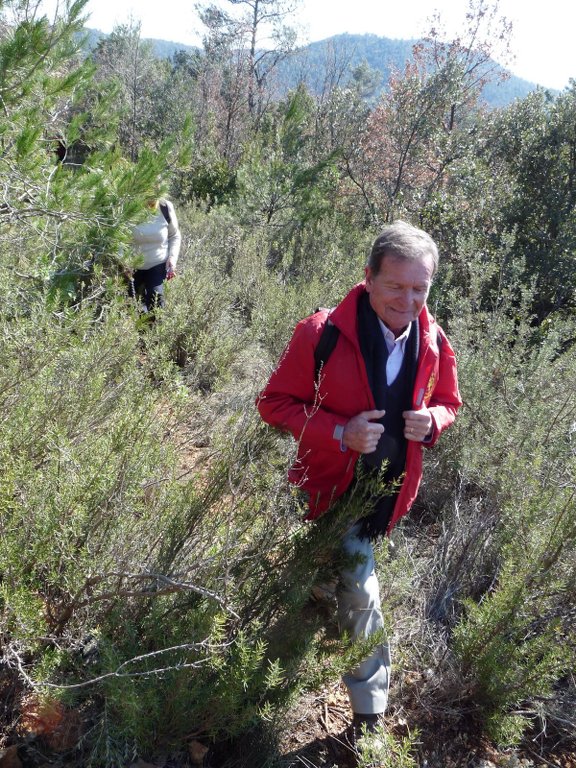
<box><xmin>368</xmin><ymin>220</ymin><xmax>439</xmax><ymax>275</ymax></box>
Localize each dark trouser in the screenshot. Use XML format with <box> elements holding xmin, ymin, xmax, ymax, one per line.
<box><xmin>129</xmin><ymin>262</ymin><xmax>167</xmax><ymax>312</ymax></box>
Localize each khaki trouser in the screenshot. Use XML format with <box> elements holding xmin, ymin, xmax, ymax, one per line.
<box><xmin>338</xmin><ymin>524</ymin><xmax>391</xmax><ymax>715</ymax></box>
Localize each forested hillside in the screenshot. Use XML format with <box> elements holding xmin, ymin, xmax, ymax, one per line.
<box><xmin>83</xmin><ymin>29</ymin><xmax>540</xmax><ymax>109</ymax></box>
<box><xmin>0</xmin><ymin>1</ymin><xmax>575</xmax><ymax>767</ymax></box>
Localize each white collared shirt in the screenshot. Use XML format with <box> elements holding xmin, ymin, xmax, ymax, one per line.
<box><xmin>378</xmin><ymin>319</ymin><xmax>411</xmax><ymax>384</ymax></box>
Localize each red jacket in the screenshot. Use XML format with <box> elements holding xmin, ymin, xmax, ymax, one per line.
<box><xmin>257</xmin><ymin>282</ymin><xmax>462</xmax><ymax>533</ymax></box>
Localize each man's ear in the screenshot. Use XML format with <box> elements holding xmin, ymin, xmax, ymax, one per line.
<box><xmin>365</xmin><ymin>265</ymin><xmax>373</xmax><ymax>290</ymax></box>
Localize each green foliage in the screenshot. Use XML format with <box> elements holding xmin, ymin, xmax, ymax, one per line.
<box><xmin>175</xmin><ymin>155</ymin><xmax>237</xmax><ymax>206</ymax></box>
<box><xmin>235</xmin><ymin>86</ymin><xmax>340</xmax><ymax>239</ymax></box>
<box><xmin>2</xmin><ymin>2</ymin><xmax>576</xmax><ymax>765</ymax></box>
<box><xmin>428</xmin><ymin>241</ymin><xmax>576</xmax><ymax>746</ymax></box>
<box><xmin>450</xmin><ymin>449</ymin><xmax>576</xmax><ymax>742</ymax></box>
<box><xmin>356</xmin><ymin>725</ymin><xmax>419</xmax><ymax>768</ymax></box>
<box><xmin>489</xmin><ymin>84</ymin><xmax>576</xmax><ymax>315</ymax></box>
<box><xmin>89</xmin><ymin>22</ymin><xmax>166</xmax><ymax>160</ymax></box>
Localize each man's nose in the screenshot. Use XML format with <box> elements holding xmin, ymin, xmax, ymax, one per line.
<box><xmin>397</xmin><ymin>289</ymin><xmax>415</xmax><ymax>306</ymax></box>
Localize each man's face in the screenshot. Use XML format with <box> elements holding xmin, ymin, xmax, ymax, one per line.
<box><xmin>365</xmin><ymin>254</ymin><xmax>434</xmax><ymax>337</ymax></box>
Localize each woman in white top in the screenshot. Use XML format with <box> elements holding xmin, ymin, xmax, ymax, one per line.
<box><xmin>129</xmin><ymin>198</ymin><xmax>181</xmax><ymax>312</ymax></box>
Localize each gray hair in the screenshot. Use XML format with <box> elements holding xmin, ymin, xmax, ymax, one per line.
<box><xmin>367</xmin><ymin>220</ymin><xmax>439</xmax><ymax>275</ymax></box>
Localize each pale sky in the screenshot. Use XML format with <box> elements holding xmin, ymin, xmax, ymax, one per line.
<box><xmin>45</xmin><ymin>0</ymin><xmax>576</xmax><ymax>90</ymax></box>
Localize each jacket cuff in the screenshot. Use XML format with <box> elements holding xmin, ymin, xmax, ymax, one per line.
<box><xmin>422</xmin><ymin>413</ymin><xmax>437</xmax><ymax>445</ymax></box>
<box><xmin>333</xmin><ymin>423</ymin><xmax>347</xmax><ymax>452</ymax></box>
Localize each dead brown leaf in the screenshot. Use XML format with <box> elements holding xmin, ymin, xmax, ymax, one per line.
<box><xmin>16</xmin><ymin>694</ymin><xmax>82</xmax><ymax>752</ymax></box>
<box><xmin>0</xmin><ymin>746</ymin><xmax>22</xmax><ymax>768</ymax></box>
<box><xmin>17</xmin><ymin>694</ymin><xmax>65</xmax><ymax>738</ymax></box>
<box><xmin>188</xmin><ymin>740</ymin><xmax>209</xmax><ymax>766</ymax></box>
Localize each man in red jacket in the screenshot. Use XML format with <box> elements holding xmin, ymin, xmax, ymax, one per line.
<box><xmin>257</xmin><ymin>220</ymin><xmax>461</xmax><ymax>738</ymax></box>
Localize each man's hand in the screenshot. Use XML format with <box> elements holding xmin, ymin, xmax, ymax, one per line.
<box><xmin>403</xmin><ymin>407</ymin><xmax>433</xmax><ymax>442</ymax></box>
<box><xmin>342</xmin><ymin>409</ymin><xmax>385</xmax><ymax>453</ymax></box>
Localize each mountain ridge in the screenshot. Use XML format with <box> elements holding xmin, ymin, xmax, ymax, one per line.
<box><xmin>84</xmin><ymin>28</ymin><xmax>549</xmax><ymax>108</ymax></box>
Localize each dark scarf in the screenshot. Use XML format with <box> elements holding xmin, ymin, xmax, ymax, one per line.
<box><xmin>355</xmin><ymin>292</ymin><xmax>418</xmax><ymax>539</ymax></box>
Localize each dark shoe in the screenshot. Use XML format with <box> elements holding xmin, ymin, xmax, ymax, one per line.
<box><xmin>352</xmin><ymin>712</ymin><xmax>380</xmax><ymax>736</ymax></box>
<box><xmin>350</xmin><ymin>713</ymin><xmax>385</xmax><ymax>766</ymax></box>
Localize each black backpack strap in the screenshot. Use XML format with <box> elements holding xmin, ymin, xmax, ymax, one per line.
<box><xmin>314</xmin><ymin>317</ymin><xmax>340</xmax><ymax>382</ymax></box>
<box><xmin>159</xmin><ymin>200</ymin><xmax>171</xmax><ymax>224</ymax></box>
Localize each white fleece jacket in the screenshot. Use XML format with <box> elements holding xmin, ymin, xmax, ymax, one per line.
<box><xmin>132</xmin><ymin>199</ymin><xmax>181</xmax><ymax>271</ymax></box>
